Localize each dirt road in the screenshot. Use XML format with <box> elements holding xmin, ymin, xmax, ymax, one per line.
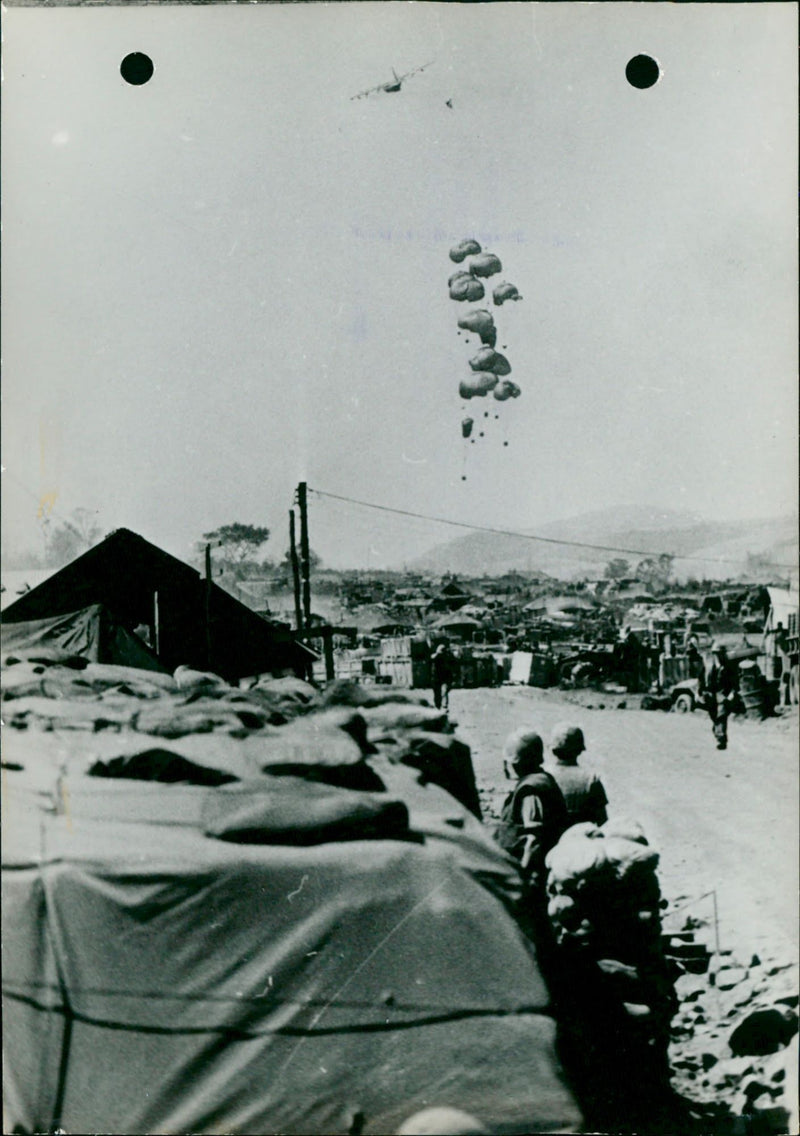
<box><xmin>449</xmin><ymin>687</ymin><xmax>798</xmax><ymax>962</ymax></box>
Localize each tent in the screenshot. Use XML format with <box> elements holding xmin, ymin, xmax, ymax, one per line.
<box><xmin>2</xmin><ymin>529</ymin><xmax>315</xmax><ymax>682</ymax></box>
<box><xmin>3</xmin><ymin>713</ymin><xmax>582</xmax><ymax>1135</ymax></box>
<box><xmin>1</xmin><ymin>604</ymin><xmax>167</xmax><ymax>672</ymax></box>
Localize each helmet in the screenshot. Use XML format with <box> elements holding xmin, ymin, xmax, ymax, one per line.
<box><xmin>503</xmin><ymin>727</ymin><xmax>544</xmax><ymax>774</ymax></box>
<box><xmin>550</xmin><ymin>722</ymin><xmax>585</xmax><ymax>761</ymax></box>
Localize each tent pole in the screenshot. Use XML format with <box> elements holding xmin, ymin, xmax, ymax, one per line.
<box><xmin>153</xmin><ymin>590</ymin><xmax>160</xmax><ymax>655</ymax></box>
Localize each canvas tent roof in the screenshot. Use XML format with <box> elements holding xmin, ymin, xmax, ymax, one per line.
<box><xmin>1</xmin><ymin>604</ymin><xmax>168</xmax><ymax>672</ymax></box>
<box><xmin>2</xmin><ymin>529</ymin><xmax>314</xmax><ymax>681</ymax></box>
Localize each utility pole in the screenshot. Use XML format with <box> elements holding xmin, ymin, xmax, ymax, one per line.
<box><xmin>297</xmin><ymin>481</ymin><xmax>311</xmax><ymax>627</ymax></box>
<box><xmin>204</xmin><ymin>542</ymin><xmax>213</xmax><ymax>670</ymax></box>
<box><xmin>289</xmin><ymin>509</ymin><xmax>303</xmax><ymax>632</ymax></box>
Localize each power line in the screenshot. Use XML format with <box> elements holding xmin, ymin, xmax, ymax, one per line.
<box><xmin>308</xmin><ymin>488</ymin><xmax>797</xmax><ymax>571</ymax></box>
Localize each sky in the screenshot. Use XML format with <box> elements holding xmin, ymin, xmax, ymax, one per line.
<box><xmin>2</xmin><ymin>2</ymin><xmax>797</xmax><ymax>569</ymax></box>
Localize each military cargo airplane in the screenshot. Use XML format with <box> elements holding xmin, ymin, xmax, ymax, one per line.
<box><xmin>350</xmin><ymin>62</ymin><xmax>433</xmax><ymax>100</ymax></box>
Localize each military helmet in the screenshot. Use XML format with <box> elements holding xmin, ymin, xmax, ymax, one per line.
<box><xmin>503</xmin><ymin>727</ymin><xmax>544</xmax><ymax>774</ymax></box>
<box><xmin>550</xmin><ymin>722</ymin><xmax>586</xmax><ymax>760</ymax></box>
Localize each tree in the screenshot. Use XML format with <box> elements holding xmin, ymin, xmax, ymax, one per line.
<box><xmin>46</xmin><ymin>508</ymin><xmax>103</xmax><ymax>567</ymax></box>
<box><xmin>276</xmin><ymin>546</ymin><xmax>322</xmax><ymax>586</ymax></box>
<box><xmin>635</xmin><ymin>553</ymin><xmax>674</xmax><ymax>593</ymax></box>
<box><xmin>202</xmin><ymin>523</ymin><xmax>271</xmax><ymax>578</ymax></box>
<box><xmin>604</xmin><ymin>558</ymin><xmax>631</xmax><ymax>581</ymax></box>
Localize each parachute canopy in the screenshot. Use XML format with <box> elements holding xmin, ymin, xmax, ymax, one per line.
<box><xmin>449</xmin><ymin>272</ymin><xmax>485</xmax><ymax>303</ymax></box>
<box><xmin>449</xmin><ymin>238</ymin><xmax>482</xmax><ymax>264</ymax></box>
<box><xmin>493</xmin><ymin>379</ymin><xmax>521</xmax><ymax>401</ymax></box>
<box><xmin>469</xmin><ymin>253</ymin><xmax>502</xmax><ymax>279</ymax></box>
<box><xmin>493</xmin><ymin>282</ymin><xmax>522</xmax><ymax>306</ymax></box>
<box><xmin>461</xmin><ymin>417</ymin><xmax>474</xmax><ymax>439</ymax></box>
<box><xmin>469</xmin><ymin>347</ymin><xmax>511</xmax><ymax>376</ymax></box>
<box><xmin>457</xmin><ymin>309</ymin><xmax>497</xmax><ymax>347</ymax></box>
<box><xmin>459</xmin><ymin>374</ymin><xmax>498</xmax><ymax>399</ymax></box>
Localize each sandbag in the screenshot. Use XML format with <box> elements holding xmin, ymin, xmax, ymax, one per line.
<box><xmin>202</xmin><ymin>778</ymin><xmax>411</xmax><ymax>845</ymax></box>
<box><xmin>88</xmin><ymin>748</ymin><xmax>239</xmax><ymax>787</ymax></box>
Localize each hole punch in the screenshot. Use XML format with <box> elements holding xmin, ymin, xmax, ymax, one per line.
<box><xmin>626</xmin><ymin>55</ymin><xmax>660</xmax><ymax>89</ymax></box>
<box><xmin>121</xmin><ymin>53</ymin><xmax>154</xmax><ymax>86</ymax></box>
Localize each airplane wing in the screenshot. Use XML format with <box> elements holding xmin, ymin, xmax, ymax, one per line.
<box><xmin>396</xmin><ymin>60</ymin><xmax>435</xmax><ymax>83</ymax></box>
<box><xmin>350</xmin><ymin>82</ymin><xmax>388</xmax><ymax>101</ymax></box>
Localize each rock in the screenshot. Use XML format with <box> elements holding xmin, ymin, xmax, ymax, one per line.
<box><xmin>765</xmin><ymin>962</ymin><xmax>795</xmax><ymax>977</ymax></box>
<box><xmin>710</xmin><ymin>1055</ymin><xmax>757</xmax><ymax>1086</ymax></box>
<box><xmin>724</xmin><ymin>977</ymin><xmax>759</xmax><ymax>1009</ymax></box>
<box><xmin>748</xmin><ymin>1097</ymin><xmax>790</xmax><ymax>1131</ymax></box>
<box><xmin>750</xmin><ymin>954</ymin><xmax>761</xmax><ymax>967</ymax></box>
<box><xmin>716</xmin><ymin>967</ymin><xmax>749</xmax><ymax>991</ymax></box>
<box><xmin>676</xmin><ymin>973</ymin><xmax>707</xmax><ymax>1003</ymax></box>
<box><xmin>761</xmin><ymin>1050</ymin><xmax>787</xmax><ymax>1084</ymax></box>
<box><xmin>729</xmin><ymin>1007</ymin><xmax>798</xmax><ymax>1056</ymax></box>
<box><xmin>709</xmin><ymin>950</ymin><xmax>738</xmax><ymax>974</ymax></box>
<box><xmin>740</xmin><ymin>1076</ymin><xmax>772</xmax><ymax>1100</ymax></box>
<box><xmin>701</xmin><ymin>1052</ymin><xmax>719</xmax><ymax>1071</ymax></box>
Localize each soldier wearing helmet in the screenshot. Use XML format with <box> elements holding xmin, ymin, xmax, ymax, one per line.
<box><xmin>546</xmin><ymin>722</ymin><xmax>608</xmax><ymax>828</ymax></box>
<box><xmin>494</xmin><ymin>728</ymin><xmax>568</xmax><ymax>890</ymax></box>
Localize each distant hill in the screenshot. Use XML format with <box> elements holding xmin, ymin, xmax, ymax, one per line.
<box><xmin>408</xmin><ymin>506</ymin><xmax>798</xmax><ymax>581</ymax></box>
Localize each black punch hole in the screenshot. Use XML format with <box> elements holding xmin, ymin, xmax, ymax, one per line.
<box><xmin>626</xmin><ymin>55</ymin><xmax>659</xmax><ymax>90</ymax></box>
<box><xmin>121</xmin><ymin>53</ymin><xmax>154</xmax><ymax>86</ymax></box>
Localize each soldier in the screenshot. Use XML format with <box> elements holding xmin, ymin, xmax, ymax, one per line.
<box><xmin>546</xmin><ymin>723</ymin><xmax>608</xmax><ymax>828</ymax></box>
<box><xmin>699</xmin><ymin>642</ymin><xmax>737</xmax><ymax>749</ymax></box>
<box><xmin>430</xmin><ymin>642</ymin><xmax>456</xmax><ymax>710</ymax></box>
<box><xmin>495</xmin><ymin>728</ymin><xmax>568</xmax><ymax>891</ymax></box>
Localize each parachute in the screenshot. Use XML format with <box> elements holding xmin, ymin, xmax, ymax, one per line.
<box><xmin>492</xmin><ymin>282</ymin><xmax>522</xmax><ymax>306</ymax></box>
<box><xmin>469</xmin><ymin>347</ymin><xmax>511</xmax><ymax>376</ymax></box>
<box><xmin>449</xmin><ymin>238</ymin><xmax>482</xmax><ymax>264</ymax></box>
<box><xmin>493</xmin><ymin>379</ymin><xmax>521</xmax><ymax>401</ymax></box>
<box><xmin>469</xmin><ymin>253</ymin><xmax>502</xmax><ymax>279</ymax></box>
<box><xmin>457</xmin><ymin>309</ymin><xmax>497</xmax><ymax>347</ymax></box>
<box><xmin>449</xmin><ymin>272</ymin><xmax>485</xmax><ymax>303</ymax></box>
<box><xmin>459</xmin><ymin>374</ymin><xmax>498</xmax><ymax>399</ymax></box>
<box><xmin>448</xmin><ymin>244</ymin><xmax>524</xmax><ymax>464</ymax></box>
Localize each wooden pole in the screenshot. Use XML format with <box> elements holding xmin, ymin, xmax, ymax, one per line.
<box><xmin>153</xmin><ymin>591</ymin><xmax>160</xmax><ymax>655</ymax></box>
<box><xmin>204</xmin><ymin>543</ymin><xmax>213</xmax><ymax>671</ymax></box>
<box><xmin>322</xmin><ymin>627</ymin><xmax>335</xmax><ymax>682</ymax></box>
<box><xmin>298</xmin><ymin>481</ymin><xmax>312</xmax><ymax>627</ymax></box>
<box><xmin>289</xmin><ymin>509</ymin><xmax>303</xmax><ymax>632</ymax></box>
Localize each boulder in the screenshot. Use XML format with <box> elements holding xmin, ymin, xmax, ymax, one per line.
<box><xmin>715</xmin><ymin>967</ymin><xmax>749</xmax><ymax>991</ymax></box>
<box><xmin>675</xmin><ymin>973</ymin><xmax>707</xmax><ymax>1003</ymax></box>
<box><xmin>728</xmin><ymin>1007</ymin><xmax>798</xmax><ymax>1056</ymax></box>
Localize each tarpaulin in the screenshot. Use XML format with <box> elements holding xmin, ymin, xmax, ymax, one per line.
<box><xmin>1</xmin><ymin>604</ymin><xmax>167</xmax><ymax>673</ymax></box>
<box><xmin>2</xmin><ymin>674</ymin><xmax>582</xmax><ymax>1135</ymax></box>
<box><xmin>3</xmin><ymin>782</ymin><xmax>581</xmax><ymax>1134</ymax></box>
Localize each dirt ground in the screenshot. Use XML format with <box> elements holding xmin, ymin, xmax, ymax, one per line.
<box><xmin>449</xmin><ymin>686</ymin><xmax>798</xmax><ymax>960</ymax></box>
<box><xmin>448</xmin><ymin>686</ymin><xmax>799</xmax><ymax>1128</ymax></box>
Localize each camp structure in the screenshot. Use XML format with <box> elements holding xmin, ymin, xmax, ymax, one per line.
<box><xmin>1</xmin><ymin>529</ymin><xmax>315</xmax><ymax>682</ymax></box>
<box><xmin>1</xmin><ymin>603</ymin><xmax>168</xmax><ymax>673</ymax></box>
